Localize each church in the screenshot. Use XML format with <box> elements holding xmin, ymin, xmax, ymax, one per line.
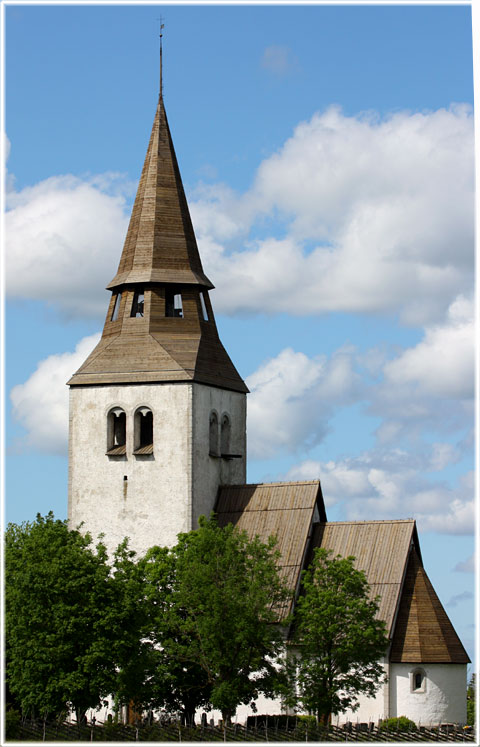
<box><xmin>67</xmin><ymin>71</ymin><xmax>469</xmax><ymax>726</ymax></box>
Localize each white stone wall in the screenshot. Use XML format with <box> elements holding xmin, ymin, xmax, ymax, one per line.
<box><xmin>69</xmin><ymin>382</ymin><xmax>246</xmax><ymax>558</ymax></box>
<box><xmin>389</xmin><ymin>663</ymin><xmax>467</xmax><ymax>726</ymax></box>
<box><xmin>69</xmin><ymin>383</ymin><xmax>194</xmax><ymax>557</ymax></box>
<box><xmin>191</xmin><ymin>383</ymin><xmax>246</xmax><ymax>526</ymax></box>
<box><xmin>338</xmin><ymin>657</ymin><xmax>388</xmax><ymax>725</ymax></box>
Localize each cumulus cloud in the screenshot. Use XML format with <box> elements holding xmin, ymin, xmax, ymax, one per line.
<box><xmin>9</xmin><ymin>325</ymin><xmax>473</xmax><ymax>538</ymax></box>
<box><xmin>10</xmin><ymin>333</ymin><xmax>100</xmax><ymax>454</ymax></box>
<box><xmin>6</xmin><ymin>174</ymin><xmax>130</xmax><ymax>317</ymax></box>
<box><xmin>383</xmin><ymin>295</ymin><xmax>474</xmax><ymax>399</ymax></box>
<box><xmin>191</xmin><ymin>105</ymin><xmax>473</xmax><ymax>325</ymax></box>
<box><xmin>285</xmin><ymin>453</ymin><xmax>474</xmax><ymax>535</ymax></box>
<box><xmin>246</xmin><ymin>346</ymin><xmax>361</xmax><ymax>458</ymax></box>
<box><xmin>371</xmin><ymin>295</ymin><xmax>474</xmax><ymax>444</ymax></box>
<box><xmin>6</xmin><ymin>105</ymin><xmax>474</xmax><ymax>327</ymax></box>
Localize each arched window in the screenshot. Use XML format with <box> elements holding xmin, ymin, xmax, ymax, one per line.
<box><xmin>134</xmin><ymin>407</ymin><xmax>153</xmax><ymax>455</ymax></box>
<box><xmin>106</xmin><ymin>407</ymin><xmax>126</xmax><ymax>455</ymax></box>
<box><xmin>220</xmin><ymin>413</ymin><xmax>231</xmax><ymax>456</ymax></box>
<box><xmin>411</xmin><ymin>668</ymin><xmax>426</xmax><ymax>693</ymax></box>
<box><xmin>209</xmin><ymin>411</ymin><xmax>219</xmax><ymax>456</ymax></box>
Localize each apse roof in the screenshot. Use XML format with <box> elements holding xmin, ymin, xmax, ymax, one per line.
<box><xmin>389</xmin><ymin>548</ymin><xmax>470</xmax><ymax>664</ymax></box>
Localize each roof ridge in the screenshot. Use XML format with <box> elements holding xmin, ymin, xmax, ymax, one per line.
<box><xmin>320</xmin><ymin>519</ymin><xmax>415</xmax><ymax>525</ymax></box>
<box><xmin>221</xmin><ymin>480</ymin><xmax>321</xmax><ymax>488</ymax></box>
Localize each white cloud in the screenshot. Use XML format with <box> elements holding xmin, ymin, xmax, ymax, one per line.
<box><xmin>246</xmin><ymin>346</ymin><xmax>361</xmax><ymax>459</ymax></box>
<box><xmin>383</xmin><ymin>295</ymin><xmax>474</xmax><ymax>399</ymax></box>
<box><xmin>192</xmin><ymin>105</ymin><xmax>473</xmax><ymax>325</ymax></box>
<box><xmin>6</xmin><ymin>105</ymin><xmax>474</xmax><ymax>327</ymax></box>
<box><xmin>6</xmin><ymin>174</ymin><xmax>130</xmax><ymax>317</ymax></box>
<box><xmin>10</xmin><ymin>333</ymin><xmax>100</xmax><ymax>454</ymax></box>
<box><xmin>286</xmin><ymin>453</ymin><xmax>474</xmax><ymax>535</ymax></box>
<box><xmin>371</xmin><ymin>295</ymin><xmax>474</xmax><ymax>444</ymax></box>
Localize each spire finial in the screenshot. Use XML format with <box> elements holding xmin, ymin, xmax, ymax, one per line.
<box><xmin>159</xmin><ymin>17</ymin><xmax>164</xmax><ymax>99</ymax></box>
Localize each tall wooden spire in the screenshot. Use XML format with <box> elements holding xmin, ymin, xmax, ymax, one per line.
<box><xmin>68</xmin><ymin>86</ymin><xmax>247</xmax><ymax>394</ymax></box>
<box><xmin>106</xmin><ymin>94</ymin><xmax>213</xmax><ymax>291</ymax></box>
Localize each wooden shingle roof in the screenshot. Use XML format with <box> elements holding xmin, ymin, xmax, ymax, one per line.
<box><xmin>107</xmin><ymin>95</ymin><xmax>212</xmax><ymax>291</ymax></box>
<box><xmin>215</xmin><ymin>481</ymin><xmax>326</xmax><ymax>617</ymax></box>
<box><xmin>309</xmin><ymin>520</ymin><xmax>418</xmax><ymax>636</ymax></box>
<box><xmin>390</xmin><ymin>549</ymin><xmax>470</xmax><ymax>664</ymax></box>
<box><xmin>309</xmin><ymin>521</ymin><xmax>469</xmax><ymax>663</ymax></box>
<box><xmin>68</xmin><ymin>94</ymin><xmax>247</xmax><ymax>393</ymax></box>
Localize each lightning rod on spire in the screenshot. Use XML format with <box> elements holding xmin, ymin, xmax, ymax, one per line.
<box><xmin>159</xmin><ymin>16</ymin><xmax>165</xmax><ymax>98</ymax></box>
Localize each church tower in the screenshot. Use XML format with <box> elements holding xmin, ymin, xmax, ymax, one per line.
<box><xmin>67</xmin><ymin>74</ymin><xmax>247</xmax><ymax>557</ymax></box>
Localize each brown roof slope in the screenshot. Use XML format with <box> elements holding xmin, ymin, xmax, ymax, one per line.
<box><xmin>390</xmin><ymin>549</ymin><xmax>470</xmax><ymax>664</ymax></box>
<box><xmin>309</xmin><ymin>521</ymin><xmax>417</xmax><ymax>636</ymax></box>
<box><xmin>215</xmin><ymin>481</ymin><xmax>326</xmax><ymax>617</ymax></box>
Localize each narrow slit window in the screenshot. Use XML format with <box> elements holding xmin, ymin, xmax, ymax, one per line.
<box><xmin>111</xmin><ymin>293</ymin><xmax>122</xmax><ymax>321</ymax></box>
<box><xmin>166</xmin><ymin>289</ymin><xmax>183</xmax><ymax>318</ymax></box>
<box><xmin>107</xmin><ymin>408</ymin><xmax>126</xmax><ymax>455</ymax></box>
<box><xmin>134</xmin><ymin>407</ymin><xmax>153</xmax><ymax>455</ymax></box>
<box><xmin>200</xmin><ymin>292</ymin><xmax>209</xmax><ymax>321</ymax></box>
<box><xmin>130</xmin><ymin>289</ymin><xmax>145</xmax><ymax>317</ymax></box>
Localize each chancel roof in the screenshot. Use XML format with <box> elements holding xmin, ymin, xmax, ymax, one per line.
<box><xmin>215</xmin><ymin>503</ymin><xmax>468</xmax><ymax>663</ymax></box>
<box><xmin>215</xmin><ymin>481</ymin><xmax>326</xmax><ymax>618</ymax></box>
<box><xmin>309</xmin><ymin>520</ymin><xmax>419</xmax><ymax>636</ymax></box>
<box><xmin>304</xmin><ymin>520</ymin><xmax>469</xmax><ymax>663</ymax></box>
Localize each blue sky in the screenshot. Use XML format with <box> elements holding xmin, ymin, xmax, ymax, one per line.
<box><xmin>4</xmin><ymin>3</ymin><xmax>476</xmax><ymax>666</ymax></box>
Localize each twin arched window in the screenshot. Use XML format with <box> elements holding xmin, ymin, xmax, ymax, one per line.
<box><xmin>106</xmin><ymin>406</ymin><xmax>153</xmax><ymax>456</ymax></box>
<box><xmin>209</xmin><ymin>411</ymin><xmax>231</xmax><ymax>457</ymax></box>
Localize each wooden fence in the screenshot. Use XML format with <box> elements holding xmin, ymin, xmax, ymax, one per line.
<box><xmin>7</xmin><ymin>718</ymin><xmax>476</xmax><ymax>742</ymax></box>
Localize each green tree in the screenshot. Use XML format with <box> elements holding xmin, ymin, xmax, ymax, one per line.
<box><xmin>103</xmin><ymin>539</ymin><xmax>158</xmax><ymax>718</ymax></box>
<box><xmin>467</xmin><ymin>673</ymin><xmax>475</xmax><ymax>726</ymax></box>
<box><xmin>143</xmin><ymin>516</ymin><xmax>289</xmax><ymax>723</ymax></box>
<box><xmin>5</xmin><ymin>513</ymin><xmax>137</xmax><ymax>721</ymax></box>
<box><xmin>285</xmin><ymin>548</ymin><xmax>389</xmax><ymax>723</ymax></box>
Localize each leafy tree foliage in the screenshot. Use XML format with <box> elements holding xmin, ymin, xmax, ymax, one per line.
<box><xmin>284</xmin><ymin>548</ymin><xmax>389</xmax><ymax>723</ymax></box>
<box><xmin>467</xmin><ymin>673</ymin><xmax>475</xmax><ymax>726</ymax></box>
<box><xmin>378</xmin><ymin>716</ymin><xmax>417</xmax><ymax>732</ymax></box>
<box><xmin>102</xmin><ymin>539</ymin><xmax>157</xmax><ymax>716</ymax></box>
<box><xmin>5</xmin><ymin>513</ymin><xmax>145</xmax><ymax>721</ymax></box>
<box><xmin>143</xmin><ymin>515</ymin><xmax>289</xmax><ymax>722</ymax></box>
